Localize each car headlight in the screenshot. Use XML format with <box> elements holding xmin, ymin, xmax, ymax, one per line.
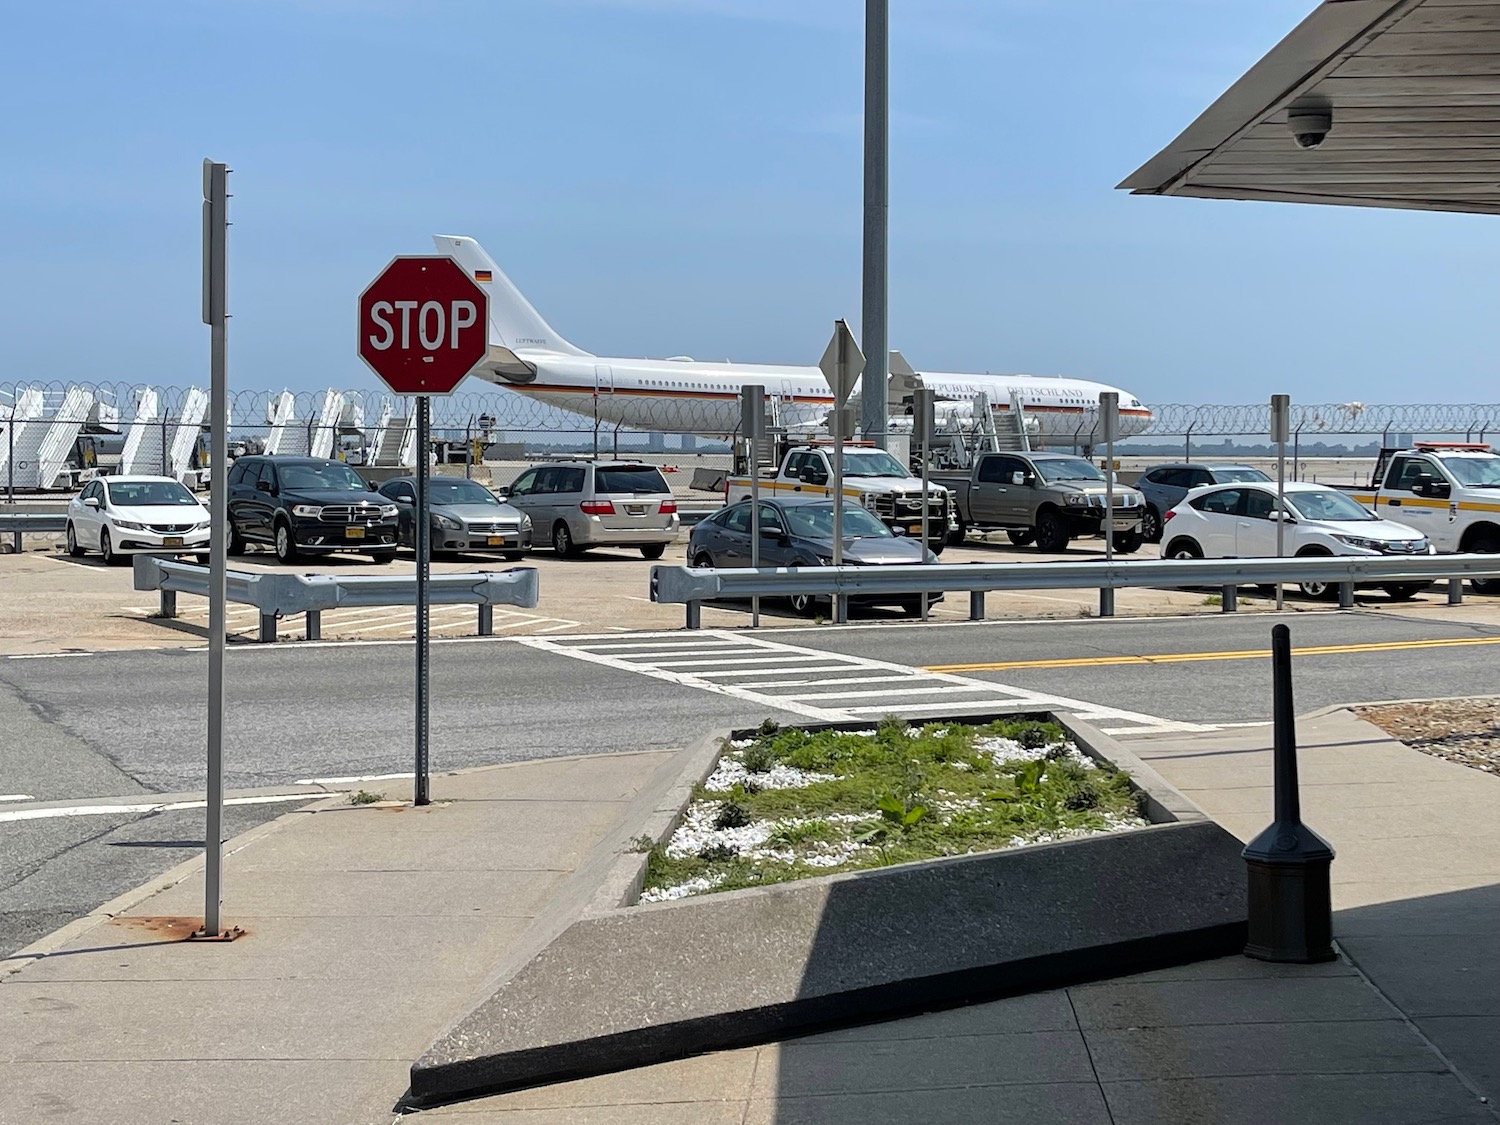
<box><xmin>292</xmin><ymin>504</ymin><xmax>322</xmax><ymax>518</ymax></box>
<box><xmin>1063</xmin><ymin>494</ymin><xmax>1088</xmax><ymax>507</ymax></box>
<box><xmin>1333</xmin><ymin>534</ymin><xmax>1388</xmax><ymax>552</ymax></box>
<box><xmin>433</xmin><ymin>513</ymin><xmax>462</xmax><ymax>530</ymax></box>
<box><xmin>520</xmin><ymin>514</ymin><xmax>532</xmax><ymax>530</ymax></box>
<box><xmin>380</xmin><ymin>504</ymin><xmax>399</xmax><ymax>517</ymax></box>
<box><xmin>191</xmin><ymin>521</ymin><xmax>211</xmax><ymax>532</ymax></box>
<box><xmin>113</xmin><ymin>519</ymin><xmax>146</xmax><ymax>531</ymax></box>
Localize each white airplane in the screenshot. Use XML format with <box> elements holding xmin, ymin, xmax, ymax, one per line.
<box><xmin>434</xmin><ymin>235</ymin><xmax>1153</xmax><ymax>446</ymax></box>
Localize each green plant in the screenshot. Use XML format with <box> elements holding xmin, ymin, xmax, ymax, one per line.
<box><xmin>1202</xmin><ymin>594</ymin><xmax>1222</xmax><ymax>607</ymax></box>
<box><xmin>1014</xmin><ymin>722</ymin><xmax>1051</xmax><ymax>750</ymax></box>
<box><xmin>713</xmin><ymin>799</ymin><xmax>751</xmax><ymax>830</ymax></box>
<box><xmin>767</xmin><ymin>819</ymin><xmax>835</xmax><ymax>847</ymax></box>
<box><xmin>741</xmin><ymin>742</ymin><xmax>777</xmax><ymax>774</ymax></box>
<box><xmin>813</xmin><ymin>614</ymin><xmax>826</xmax><ymax>625</ymax></box>
<box><xmin>756</xmin><ymin>718</ymin><xmax>780</xmax><ymax>736</ymax></box>
<box><xmin>698</xmin><ymin>842</ymin><xmax>738</xmax><ymax>862</ymax></box>
<box><xmin>628</xmin><ymin>834</ymin><xmax>656</xmax><ymax>853</ymax></box>
<box><xmin>349</xmin><ymin>790</ymin><xmax>384</xmax><ymax>805</ymax></box>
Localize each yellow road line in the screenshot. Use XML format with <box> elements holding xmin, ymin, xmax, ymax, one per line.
<box><xmin>924</xmin><ymin>635</ymin><xmax>1500</xmax><ymax>673</ymax></box>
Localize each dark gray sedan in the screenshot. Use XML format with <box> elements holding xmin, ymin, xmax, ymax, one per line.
<box><xmin>376</xmin><ymin>476</ymin><xmax>532</xmax><ymax>559</ymax></box>
<box><xmin>687</xmin><ymin>496</ymin><xmax>940</xmax><ymax>616</ymax></box>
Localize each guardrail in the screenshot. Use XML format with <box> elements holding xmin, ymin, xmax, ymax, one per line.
<box><xmin>133</xmin><ymin>556</ymin><xmax>540</xmax><ymax>642</ymax></box>
<box><xmin>0</xmin><ymin>512</ymin><xmax>66</xmax><ymax>552</ymax></box>
<box><xmin>650</xmin><ymin>554</ymin><xmax>1500</xmax><ymax>628</ymax></box>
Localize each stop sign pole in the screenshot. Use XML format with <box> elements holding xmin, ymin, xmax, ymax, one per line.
<box><xmin>358</xmin><ymin>256</ymin><xmax>488</xmax><ymax>805</ymax></box>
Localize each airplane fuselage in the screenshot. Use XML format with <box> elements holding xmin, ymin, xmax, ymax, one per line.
<box><xmin>484</xmin><ymin>352</ymin><xmax>1152</xmax><ymax>446</ymax></box>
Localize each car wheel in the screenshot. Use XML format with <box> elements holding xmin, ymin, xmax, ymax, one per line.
<box><xmin>1113</xmin><ymin>531</ymin><xmax>1143</xmax><ymax>555</ymax></box>
<box><xmin>369</xmin><ymin>550</ymin><xmax>396</xmax><ymax>565</ymax></box>
<box><xmin>552</xmin><ymin>521</ymin><xmax>579</xmax><ymax>558</ymax></box>
<box><xmin>1382</xmin><ymin>582</ymin><xmax>1425</xmax><ymax>601</ymax></box>
<box><xmin>691</xmin><ymin>552</ymin><xmax>715</xmax><ymax>568</ymax></box>
<box><xmin>1006</xmin><ymin>529</ymin><xmax>1034</xmax><ymax>547</ymax></box>
<box><xmin>66</xmin><ymin>523</ymin><xmax>84</xmax><ymax>557</ymax></box>
<box><xmin>1296</xmin><ymin>546</ymin><xmax>1336</xmax><ymax>600</ymax></box>
<box><xmin>502</xmin><ymin>551</ymin><xmax>526</xmax><ymax>562</ymax></box>
<box><xmin>1164</xmin><ymin>538</ymin><xmax>1202</xmax><ymax>560</ymax></box>
<box><xmin>1469</xmin><ymin>534</ymin><xmax>1500</xmax><ymax>594</ymax></box>
<box><xmin>1035</xmin><ymin>509</ymin><xmax>1069</xmax><ymax>552</ymax></box>
<box><xmin>274</xmin><ymin>521</ymin><xmax>299</xmax><ymax>564</ymax></box>
<box><xmin>227</xmin><ymin>522</ymin><xmax>246</xmax><ymax>556</ymax></box>
<box><xmin>100</xmin><ymin>528</ymin><xmax>123</xmax><ymax>566</ymax></box>
<box><xmin>1141</xmin><ymin>506</ymin><xmax>1163</xmax><ymax>544</ymax></box>
<box><xmin>946</xmin><ymin>520</ymin><xmax>967</xmax><ymax>547</ymax></box>
<box><xmin>789</xmin><ymin>592</ymin><xmax>818</xmax><ymax>617</ymax></box>
<box><xmin>929</xmin><ymin>540</ymin><xmax>945</xmax><ymax>556</ymax></box>
<box><xmin>194</xmin><ymin>553</ymin><xmax>210</xmax><ymax>566</ymax></box>
<box><xmin>640</xmin><ymin>544</ymin><xmax>666</xmax><ymax>560</ymax></box>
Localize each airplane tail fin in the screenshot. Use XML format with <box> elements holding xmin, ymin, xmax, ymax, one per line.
<box><xmin>432</xmin><ymin>235</ymin><xmax>592</xmax><ymax>358</ymax></box>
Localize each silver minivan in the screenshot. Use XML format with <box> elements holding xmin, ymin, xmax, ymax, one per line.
<box><xmin>502</xmin><ymin>460</ymin><xmax>680</xmax><ymax>558</ymax></box>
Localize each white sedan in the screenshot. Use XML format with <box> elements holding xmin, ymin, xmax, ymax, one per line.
<box><xmin>1160</xmin><ymin>480</ymin><xmax>1434</xmax><ymax>600</ymax></box>
<box><xmin>66</xmin><ymin>476</ymin><xmax>211</xmax><ymax>565</ymax></box>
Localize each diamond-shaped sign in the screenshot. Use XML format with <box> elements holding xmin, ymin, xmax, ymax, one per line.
<box><xmin>818</xmin><ymin>319</ymin><xmax>865</xmax><ymax>408</ymax></box>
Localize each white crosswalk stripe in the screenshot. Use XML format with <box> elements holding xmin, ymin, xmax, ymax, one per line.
<box><xmin>127</xmin><ymin>603</ymin><xmax>582</xmax><ymax>640</ymax></box>
<box><xmin>518</xmin><ymin>630</ymin><xmax>1209</xmax><ymax>734</ymax></box>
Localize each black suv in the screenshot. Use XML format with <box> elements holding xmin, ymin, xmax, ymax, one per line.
<box><xmin>226</xmin><ymin>456</ymin><xmax>399</xmax><ymax>564</ymax></box>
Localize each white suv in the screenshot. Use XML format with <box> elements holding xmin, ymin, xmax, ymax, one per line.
<box><xmin>502</xmin><ymin>460</ymin><xmax>679</xmax><ymax>558</ymax></box>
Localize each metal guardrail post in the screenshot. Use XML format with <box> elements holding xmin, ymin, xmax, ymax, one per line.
<box><xmin>1449</xmin><ymin>578</ymin><xmax>1464</xmax><ymax>605</ymax></box>
<box><xmin>478</xmin><ymin>604</ymin><xmax>493</xmax><ymax>636</ymax></box>
<box><xmin>1338</xmin><ymin>582</ymin><xmax>1354</xmax><ymax>609</ymax></box>
<box><xmin>969</xmin><ymin>590</ymin><xmax>985</xmax><ymax>621</ymax></box>
<box><xmin>686</xmin><ymin>600</ymin><xmax>701</xmax><ymax>630</ymax></box>
<box><xmin>259</xmin><ymin>613</ymin><xmax>276</xmax><ymax>643</ymax></box>
<box><xmin>305</xmin><ymin>611</ymin><xmax>320</xmax><ymax>641</ymax></box>
<box><xmin>9</xmin><ymin>531</ymin><xmax>18</xmax><ymax>554</ymax></box>
<box><xmin>160</xmin><ymin>589</ymin><xmax>177</xmax><ymax>618</ymax></box>
<box><xmin>1099</xmin><ymin>588</ymin><xmax>1114</xmax><ymax>617</ymax></box>
<box><xmin>1221</xmin><ymin>584</ymin><xmax>1237</xmax><ymax>613</ymax></box>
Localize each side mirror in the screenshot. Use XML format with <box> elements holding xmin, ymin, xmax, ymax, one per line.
<box><xmin>255</xmin><ymin>479</ymin><xmax>272</xmax><ymax>494</ymax></box>
<box><xmin>1431</xmin><ymin>480</ymin><xmax>1452</xmax><ymax>499</ymax></box>
<box><xmin>82</xmin><ymin>496</ymin><xmax>100</xmax><ymax>509</ymax></box>
<box><xmin>395</xmin><ymin>494</ymin><xmax>413</xmax><ymax>505</ymax></box>
<box><xmin>891</xmin><ymin>526</ymin><xmax>908</xmax><ymax>537</ymax></box>
<box><xmin>1010</xmin><ymin>471</ymin><xmax>1026</xmax><ymax>486</ymax></box>
<box><xmin>1273</xmin><ymin>510</ymin><xmax>1297</xmax><ymax>524</ymax></box>
<box><xmin>495</xmin><ymin>487</ymin><xmax>511</xmax><ymax>500</ymax></box>
<box><xmin>761</xmin><ymin>525</ymin><xmax>783</xmax><ymax>539</ymax></box>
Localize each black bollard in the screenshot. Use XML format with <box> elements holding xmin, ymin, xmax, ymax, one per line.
<box><xmin>1242</xmin><ymin>623</ymin><xmax>1336</xmax><ymax>962</ymax></box>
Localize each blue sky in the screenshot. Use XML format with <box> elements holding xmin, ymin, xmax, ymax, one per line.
<box><xmin>3</xmin><ymin>0</ymin><xmax>1497</xmax><ymax>406</ymax></box>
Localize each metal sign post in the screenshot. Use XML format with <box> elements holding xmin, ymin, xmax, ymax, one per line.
<box><xmin>914</xmin><ymin>387</ymin><xmax>935</xmax><ymax>620</ymax></box>
<box><xmin>742</xmin><ymin>385</ymin><xmax>765</xmax><ymax>628</ymax></box>
<box><xmin>198</xmin><ymin>158</ymin><xmax>231</xmax><ymax>940</ymax></box>
<box><xmin>819</xmin><ymin>321</ymin><xmax>865</xmax><ymax>625</ymax></box>
<box><xmin>860</xmin><ymin>0</ymin><xmax>889</xmax><ymax>450</ymax></box>
<box><xmin>1271</xmin><ymin>394</ymin><xmax>1291</xmax><ymax>611</ymax></box>
<box><xmin>1100</xmin><ymin>392</ymin><xmax>1118</xmax><ymax>617</ymax></box>
<box><xmin>415</xmin><ymin>395</ymin><xmax>431</xmax><ymax>804</ymax></box>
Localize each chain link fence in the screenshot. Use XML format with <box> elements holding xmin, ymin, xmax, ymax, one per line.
<box><xmin>3</xmin><ymin>380</ymin><xmax>1498</xmax><ymax>498</ymax></box>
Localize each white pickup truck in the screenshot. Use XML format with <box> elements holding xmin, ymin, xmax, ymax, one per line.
<box><xmin>1343</xmin><ymin>442</ymin><xmax>1500</xmax><ymax>593</ymax></box>
<box><xmin>725</xmin><ymin>443</ymin><xmax>953</xmax><ymax>552</ymax></box>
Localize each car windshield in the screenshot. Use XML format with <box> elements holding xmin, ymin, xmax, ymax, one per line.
<box><xmin>277</xmin><ymin>463</ymin><xmax>369</xmax><ymax>491</ymax></box>
<box><xmin>1286</xmin><ymin>489</ymin><xmax>1379</xmax><ymax>522</ymax></box>
<box><xmin>105</xmin><ymin>481</ymin><xmax>198</xmax><ymax>506</ymax></box>
<box><xmin>595</xmin><ymin>466</ymin><xmax>671</xmax><ymax>494</ymax></box>
<box><xmin>842</xmin><ymin>450</ymin><xmax>909</xmax><ymax>478</ymax></box>
<box><xmin>782</xmin><ymin>502</ymin><xmax>892</xmax><ymax>541</ymax></box>
<box><xmin>427</xmin><ymin>479</ymin><xmax>500</xmax><ymax>506</ymax></box>
<box><xmin>1217</xmin><ymin>468</ymin><xmax>1270</xmax><ymax>483</ymax></box>
<box><xmin>1440</xmin><ymin>456</ymin><xmax>1500</xmax><ymax>487</ymax></box>
<box><xmin>1034</xmin><ymin>457</ymin><xmax>1104</xmax><ymax>483</ymax></box>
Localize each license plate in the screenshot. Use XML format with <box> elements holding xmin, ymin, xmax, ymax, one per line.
<box><xmin>162</xmin><ymin>536</ymin><xmax>183</xmax><ymax>547</ymax></box>
<box><xmin>345</xmin><ymin>526</ymin><xmax>365</xmax><ymax>539</ymax></box>
<box><xmin>1111</xmin><ymin>519</ymin><xmax>1136</xmax><ymax>530</ymax></box>
<box><xmin>487</xmin><ymin>536</ymin><xmax>505</xmax><ymax>546</ymax></box>
<box><xmin>626</xmin><ymin>504</ymin><xmax>646</xmax><ymax>516</ymax></box>
<box><xmin>908</xmin><ymin>524</ymin><xmax>923</xmax><ymax>534</ymax></box>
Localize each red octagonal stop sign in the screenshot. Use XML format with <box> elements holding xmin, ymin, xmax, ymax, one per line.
<box><xmin>358</xmin><ymin>256</ymin><xmax>488</xmax><ymax>395</ymax></box>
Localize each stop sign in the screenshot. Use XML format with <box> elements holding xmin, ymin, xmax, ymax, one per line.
<box><xmin>358</xmin><ymin>256</ymin><xmax>488</xmax><ymax>395</ymax></box>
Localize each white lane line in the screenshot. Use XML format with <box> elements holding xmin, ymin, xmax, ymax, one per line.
<box><xmin>567</xmin><ymin>640</ymin><xmax>750</xmax><ymax>652</ymax></box>
<box><xmin>295</xmin><ymin>771</ymin><xmax>414</xmax><ymax>785</ymax></box>
<box><xmin>643</xmin><ymin>654</ymin><xmax>841</xmax><ymax>669</ymax></box>
<box><xmin>0</xmin><ymin>792</ymin><xmax>320</xmax><ymax>825</ymax></box>
<box><xmin>740</xmin><ymin>674</ymin><xmax>920</xmax><ymax>689</ymax></box>
<box><xmin>689</xmin><ymin>663</ymin><xmax>868</xmax><ymax>679</ymax></box>
<box><xmin>0</xmin><ymin>794</ymin><xmax>36</xmax><ymax>802</ymax></box>
<box><xmin>774</xmin><ymin>685</ymin><xmax>1007</xmax><ymax>701</ymax></box>
<box><xmin>7</xmin><ymin>652</ymin><xmax>97</xmax><ymax>660</ymax></box>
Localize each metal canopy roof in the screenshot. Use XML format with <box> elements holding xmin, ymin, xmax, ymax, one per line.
<box><xmin>1120</xmin><ymin>0</ymin><xmax>1500</xmax><ymax>215</ymax></box>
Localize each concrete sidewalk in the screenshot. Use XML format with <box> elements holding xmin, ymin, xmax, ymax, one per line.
<box><xmin>2</xmin><ymin>712</ymin><xmax>1497</xmax><ymax>1124</ymax></box>
<box><xmin>0</xmin><ymin>750</ymin><xmax>679</xmax><ymax>1125</ymax></box>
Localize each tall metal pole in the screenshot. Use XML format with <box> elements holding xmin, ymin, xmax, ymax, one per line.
<box><xmin>743</xmin><ymin>385</ymin><xmax>764</xmax><ymax>629</ymax></box>
<box><xmin>1272</xmin><ymin>394</ymin><xmax>1290</xmax><ymax>611</ymax></box>
<box><xmin>415</xmin><ymin>395</ymin><xmax>431</xmax><ymax>806</ymax></box>
<box><xmin>832</xmin><ymin>406</ymin><xmax>847</xmax><ymax>625</ymax></box>
<box><xmin>200</xmin><ymin>159</ymin><xmax>229</xmax><ymax>938</ymax></box>
<box><xmin>915</xmin><ymin>387</ymin><xmax>934</xmax><ymax>620</ymax></box>
<box><xmin>860</xmin><ymin>0</ymin><xmax>889</xmax><ymax>449</ymax></box>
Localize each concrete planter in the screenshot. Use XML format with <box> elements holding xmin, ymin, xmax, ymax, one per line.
<box><xmin>409</xmin><ymin>711</ymin><xmax>1247</xmax><ymax>1107</ymax></box>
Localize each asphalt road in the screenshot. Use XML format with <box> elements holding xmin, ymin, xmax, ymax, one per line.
<box><xmin>6</xmin><ymin>608</ymin><xmax>1500</xmax><ymax>959</ymax></box>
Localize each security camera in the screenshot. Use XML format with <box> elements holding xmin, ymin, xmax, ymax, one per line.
<box><xmin>1287</xmin><ymin>108</ymin><xmax>1332</xmax><ymax>149</ymax></box>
